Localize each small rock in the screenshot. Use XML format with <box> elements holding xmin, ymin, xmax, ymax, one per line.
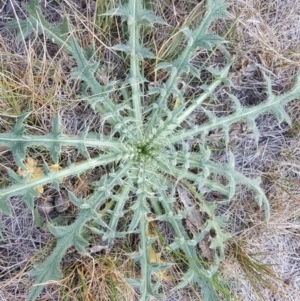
<box><xmin>54</xmin><ymin>193</ymin><xmax>70</xmax><ymax>213</ymax></box>
<box><xmin>36</xmin><ymin>197</ymin><xmax>54</xmax><ymax>214</ymax></box>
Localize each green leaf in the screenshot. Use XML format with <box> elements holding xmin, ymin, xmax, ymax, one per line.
<box><xmin>0</xmin><ymin>154</ymin><xmax>120</xmax><ymax>214</ymax></box>
<box><xmin>6</xmin><ymin>0</ymin><xmax>71</xmax><ymax>52</ymax></box>
<box><xmin>0</xmin><ymin>196</ymin><xmax>11</xmax><ymax>215</ymax></box>
<box><xmin>33</xmin><ymin>207</ymin><xmax>45</xmax><ymax>228</ymax></box>
<box><xmin>205</xmin><ymin>216</ymin><xmax>231</xmax><ymax>253</ymax></box>
<box><xmin>182</xmin><ymin>28</ymin><xmax>224</xmax><ymax>50</ymax></box>
<box><xmin>6</xmin><ymin>19</ymin><xmax>33</xmax><ymax>42</ymax></box>
<box><xmin>105</xmin><ymin>3</ymin><xmax>167</xmax><ymax>27</ymax></box>
<box><xmin>112</xmin><ymin>43</ymin><xmax>156</xmax><ymax>59</ymax></box>
<box><xmin>27</xmin><ymin>210</ymin><xmax>91</xmax><ymax>301</ymax></box>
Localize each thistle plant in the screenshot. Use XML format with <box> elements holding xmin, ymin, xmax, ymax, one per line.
<box><xmin>1</xmin><ymin>0</ymin><xmax>300</xmax><ymax>300</ymax></box>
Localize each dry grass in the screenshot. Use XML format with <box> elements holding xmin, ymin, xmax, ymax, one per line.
<box><xmin>219</xmin><ymin>1</ymin><xmax>300</xmax><ymax>300</ymax></box>
<box><xmin>0</xmin><ymin>0</ymin><xmax>300</xmax><ymax>300</ymax></box>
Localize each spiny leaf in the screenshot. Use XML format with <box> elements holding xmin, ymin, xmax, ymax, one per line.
<box><xmin>175</xmin><ymin>269</ymin><xmax>220</xmax><ymax>301</ymax></box>
<box><xmin>70</xmin><ymin>37</ymin><xmax>100</xmax><ymax>82</ymax></box>
<box><xmin>205</xmin><ymin>216</ymin><xmax>232</xmax><ymax>254</ymax></box>
<box><xmin>27</xmin><ymin>211</ymin><xmax>91</xmax><ymax>301</ymax></box>
<box><xmin>6</xmin><ymin>0</ymin><xmax>71</xmax><ymax>52</ymax></box>
<box><xmin>17</xmin><ymin>159</ymin><xmax>63</xmax><ymax>193</ymax></box>
<box><xmin>112</xmin><ymin>43</ymin><xmax>156</xmax><ymax>59</ymax></box>
<box><xmin>168</xmin><ymin>74</ymin><xmax>300</xmax><ymax>144</ymax></box>
<box><xmin>1</xmin><ymin>113</ymin><xmax>30</xmax><ymax>168</ymax></box>
<box><xmin>0</xmin><ymin>197</ymin><xmax>12</xmax><ymax>216</ymax></box>
<box><xmin>105</xmin><ymin>3</ymin><xmax>167</xmax><ymax>27</ymax></box>
<box><xmin>2</xmin><ymin>168</ymin><xmax>39</xmax><ymax>211</ymax></box>
<box><xmin>6</xmin><ymin>19</ymin><xmax>33</xmax><ymax>42</ymax></box>
<box><xmin>182</xmin><ymin>28</ymin><xmax>224</xmax><ymax>50</ymax></box>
